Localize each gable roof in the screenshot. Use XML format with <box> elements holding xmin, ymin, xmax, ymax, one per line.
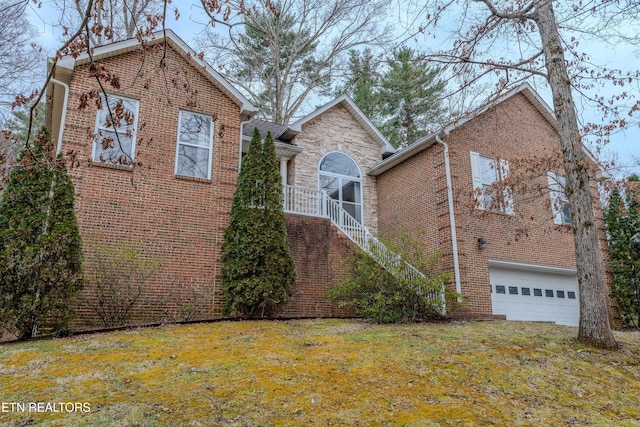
<box><xmin>289</xmin><ymin>95</ymin><xmax>396</xmax><ymax>157</ymax></box>
<box><xmin>442</xmin><ymin>82</ymin><xmax>556</xmax><ymax>134</ymax></box>
<box><xmin>53</xmin><ymin>29</ymin><xmax>258</xmax><ymax>120</ymax></box>
<box><xmin>368</xmin><ymin>82</ymin><xmax>604</xmax><ymax>176</ymax></box>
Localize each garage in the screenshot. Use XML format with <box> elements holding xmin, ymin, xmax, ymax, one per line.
<box><xmin>488</xmin><ymin>260</ymin><xmax>580</xmax><ymax>326</ymax></box>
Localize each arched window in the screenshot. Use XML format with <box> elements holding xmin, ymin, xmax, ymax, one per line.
<box><xmin>318</xmin><ymin>152</ymin><xmax>363</xmax><ymax>223</ymax></box>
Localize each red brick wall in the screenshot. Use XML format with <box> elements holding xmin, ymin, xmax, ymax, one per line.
<box><xmin>378</xmin><ymin>92</ymin><xmax>611</xmax><ymax>316</ymax></box>
<box><xmin>59</xmin><ymin>42</ymin><xmax>356</xmax><ymax>328</ymax></box>
<box><xmin>62</xmin><ymin>45</ymin><xmax>243</xmax><ymax>327</ymax></box>
<box><xmin>278</xmin><ymin>214</ymin><xmax>354</xmax><ymax>318</ymax></box>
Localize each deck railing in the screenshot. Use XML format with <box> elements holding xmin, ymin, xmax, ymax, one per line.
<box><xmin>283</xmin><ymin>185</ymin><xmax>444</xmax><ymax>309</ymax></box>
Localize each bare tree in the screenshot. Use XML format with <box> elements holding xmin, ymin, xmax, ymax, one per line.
<box><xmin>198</xmin><ymin>0</ymin><xmax>392</xmax><ymax>125</ymax></box>
<box><xmin>51</xmin><ymin>0</ymin><xmax>166</xmax><ymax>44</ymax></box>
<box><xmin>0</xmin><ymin>0</ymin><xmax>45</xmax><ymax>128</ymax></box>
<box><xmin>410</xmin><ymin>0</ymin><xmax>640</xmax><ymax>348</ymax></box>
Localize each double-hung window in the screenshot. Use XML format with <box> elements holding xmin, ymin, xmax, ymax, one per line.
<box><xmin>470</xmin><ymin>151</ymin><xmax>513</xmax><ymax>214</ymax></box>
<box><xmin>175</xmin><ymin>110</ymin><xmax>214</xmax><ymax>180</ymax></box>
<box><xmin>547</xmin><ymin>172</ymin><xmax>571</xmax><ymax>224</ymax></box>
<box><xmin>92</xmin><ymin>94</ymin><xmax>139</xmax><ymax>164</ymax></box>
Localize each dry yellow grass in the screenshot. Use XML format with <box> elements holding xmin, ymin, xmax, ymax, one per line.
<box><xmin>0</xmin><ymin>319</ymin><xmax>638</xmax><ymax>426</ymax></box>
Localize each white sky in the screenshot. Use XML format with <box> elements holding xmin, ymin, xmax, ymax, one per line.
<box><xmin>26</xmin><ymin>1</ymin><xmax>640</xmax><ymax>176</ymax></box>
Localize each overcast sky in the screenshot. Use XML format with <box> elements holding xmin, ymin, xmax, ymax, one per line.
<box><xmin>27</xmin><ymin>1</ymin><xmax>640</xmax><ymax>176</ymax></box>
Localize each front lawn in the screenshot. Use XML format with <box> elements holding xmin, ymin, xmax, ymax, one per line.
<box><xmin>0</xmin><ymin>319</ymin><xmax>638</xmax><ymax>426</ymax></box>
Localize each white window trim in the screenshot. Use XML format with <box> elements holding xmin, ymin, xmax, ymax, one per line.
<box><xmin>174</xmin><ymin>110</ymin><xmax>214</xmax><ymax>180</ymax></box>
<box><xmin>547</xmin><ymin>171</ymin><xmax>571</xmax><ymax>224</ymax></box>
<box><xmin>470</xmin><ymin>151</ymin><xmax>514</xmax><ymax>215</ymax></box>
<box><xmin>318</xmin><ymin>151</ymin><xmax>364</xmax><ymax>224</ymax></box>
<box><xmin>92</xmin><ymin>94</ymin><xmax>140</xmax><ymax>164</ymax></box>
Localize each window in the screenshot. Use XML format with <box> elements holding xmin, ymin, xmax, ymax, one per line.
<box><xmin>319</xmin><ymin>152</ymin><xmax>362</xmax><ymax>223</ymax></box>
<box><xmin>545</xmin><ymin>289</ymin><xmax>554</xmax><ymax>297</ymax></box>
<box><xmin>175</xmin><ymin>111</ymin><xmax>214</xmax><ymax>179</ymax></box>
<box><xmin>495</xmin><ymin>285</ymin><xmax>506</xmax><ymax>294</ymax></box>
<box><xmin>568</xmin><ymin>291</ymin><xmax>576</xmax><ymax>299</ymax></box>
<box><xmin>557</xmin><ymin>290</ymin><xmax>565</xmax><ymax>298</ymax></box>
<box><xmin>92</xmin><ymin>94</ymin><xmax>139</xmax><ymax>164</ymax></box>
<box><xmin>470</xmin><ymin>152</ymin><xmax>513</xmax><ymax>214</ymax></box>
<box><xmin>521</xmin><ymin>287</ymin><xmax>531</xmax><ymax>296</ymax></box>
<box><xmin>534</xmin><ymin>288</ymin><xmax>543</xmax><ymax>296</ymax></box>
<box><xmin>547</xmin><ymin>172</ymin><xmax>571</xmax><ymax>224</ymax></box>
<box><xmin>509</xmin><ymin>286</ymin><xmax>518</xmax><ymax>295</ymax></box>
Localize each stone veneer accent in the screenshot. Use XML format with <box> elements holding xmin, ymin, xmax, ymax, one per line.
<box><xmin>290</xmin><ymin>104</ymin><xmax>384</xmax><ymax>233</ymax></box>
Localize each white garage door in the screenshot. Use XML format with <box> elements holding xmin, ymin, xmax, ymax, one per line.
<box><xmin>489</xmin><ymin>263</ymin><xmax>579</xmax><ymax>327</ymax></box>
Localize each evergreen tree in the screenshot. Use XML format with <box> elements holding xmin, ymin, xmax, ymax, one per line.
<box><xmin>336</xmin><ymin>49</ymin><xmax>381</xmax><ymax>121</ymax></box>
<box><xmin>221</xmin><ymin>128</ymin><xmax>295</xmax><ymax>317</ymax></box>
<box><xmin>0</xmin><ymin>128</ymin><xmax>83</xmax><ymax>340</ymax></box>
<box><xmin>224</xmin><ymin>10</ymin><xmax>328</xmax><ymax>124</ymax></box>
<box><xmin>378</xmin><ymin>47</ymin><xmax>445</xmax><ymax>148</ymax></box>
<box><xmin>338</xmin><ymin>47</ymin><xmax>445</xmax><ymax>148</ymax></box>
<box><xmin>604</xmin><ymin>186</ymin><xmax>640</xmax><ymax>327</ymax></box>
<box><xmin>4</xmin><ymin>102</ymin><xmax>46</xmax><ymax>143</ymax></box>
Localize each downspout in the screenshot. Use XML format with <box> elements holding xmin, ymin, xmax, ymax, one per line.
<box><xmin>50</xmin><ymin>78</ymin><xmax>70</xmax><ymax>156</ymax></box>
<box><xmin>436</xmin><ymin>134</ymin><xmax>462</xmax><ymax>295</ymax></box>
<box><xmin>32</xmin><ymin>77</ymin><xmax>70</xmax><ymax>337</ymax></box>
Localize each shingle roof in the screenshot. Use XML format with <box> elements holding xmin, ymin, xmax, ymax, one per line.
<box><xmin>243</xmin><ymin>119</ymin><xmax>287</xmax><ymax>139</ymax></box>
<box><xmin>242</xmin><ymin>119</ymin><xmax>298</xmax><ymax>144</ymax></box>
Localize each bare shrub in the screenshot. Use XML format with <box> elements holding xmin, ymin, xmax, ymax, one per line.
<box><xmin>86</xmin><ymin>242</ymin><xmax>161</xmax><ymax>327</ymax></box>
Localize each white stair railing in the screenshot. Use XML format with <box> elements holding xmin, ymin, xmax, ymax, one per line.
<box><xmin>283</xmin><ymin>185</ymin><xmax>445</xmax><ymax>309</ymax></box>
<box><xmin>282</xmin><ymin>185</ymin><xmax>326</xmax><ymax>217</ymax></box>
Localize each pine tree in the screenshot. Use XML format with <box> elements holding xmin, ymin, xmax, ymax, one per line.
<box><xmin>0</xmin><ymin>128</ymin><xmax>83</xmax><ymax>340</ymax></box>
<box><xmin>336</xmin><ymin>49</ymin><xmax>381</xmax><ymax>121</ymax></box>
<box><xmin>379</xmin><ymin>47</ymin><xmax>444</xmax><ymax>148</ymax></box>
<box><xmin>338</xmin><ymin>47</ymin><xmax>445</xmax><ymax>148</ymax></box>
<box><xmin>221</xmin><ymin>128</ymin><xmax>295</xmax><ymax>317</ymax></box>
<box><xmin>224</xmin><ymin>9</ymin><xmax>328</xmax><ymax>125</ymax></box>
<box><xmin>604</xmin><ymin>186</ymin><xmax>640</xmax><ymax>327</ymax></box>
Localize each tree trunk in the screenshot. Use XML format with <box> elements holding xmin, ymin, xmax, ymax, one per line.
<box><xmin>534</xmin><ymin>0</ymin><xmax>617</xmax><ymax>349</ymax></box>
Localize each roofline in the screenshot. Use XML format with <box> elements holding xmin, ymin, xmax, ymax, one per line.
<box><xmin>367</xmin><ymin>132</ymin><xmax>439</xmax><ymax>176</ymax></box>
<box><xmin>54</xmin><ymin>29</ymin><xmax>258</xmax><ymax>119</ymax></box>
<box><xmin>443</xmin><ymin>82</ymin><xmax>556</xmax><ymax>135</ymax></box>
<box><xmin>368</xmin><ymin>82</ymin><xmax>607</xmax><ymax>176</ymax></box>
<box><xmin>241</xmin><ymin>134</ymin><xmax>304</xmax><ymax>153</ymax></box>
<box><xmin>290</xmin><ymin>95</ymin><xmax>396</xmax><ymax>156</ymax></box>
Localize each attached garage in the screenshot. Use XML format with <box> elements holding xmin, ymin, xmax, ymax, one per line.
<box><xmin>488</xmin><ymin>260</ymin><xmax>580</xmax><ymax>326</ymax></box>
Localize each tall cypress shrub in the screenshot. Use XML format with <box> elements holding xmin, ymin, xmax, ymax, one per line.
<box><xmin>259</xmin><ymin>130</ymin><xmax>296</xmax><ymax>309</ymax></box>
<box><xmin>0</xmin><ymin>128</ymin><xmax>83</xmax><ymax>340</ymax></box>
<box><xmin>221</xmin><ymin>128</ymin><xmax>296</xmax><ymax>317</ymax></box>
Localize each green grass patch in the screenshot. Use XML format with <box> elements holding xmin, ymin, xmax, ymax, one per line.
<box><xmin>0</xmin><ymin>320</ymin><xmax>638</xmax><ymax>426</ymax></box>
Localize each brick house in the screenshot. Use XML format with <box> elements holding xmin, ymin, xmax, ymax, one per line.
<box><xmin>370</xmin><ymin>84</ymin><xmax>611</xmax><ymax>326</ymax></box>
<box><xmin>46</xmin><ymin>30</ymin><xmax>395</xmax><ymax>326</ymax></box>
<box><xmin>46</xmin><ymin>31</ymin><xmax>610</xmax><ymax>327</ymax></box>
